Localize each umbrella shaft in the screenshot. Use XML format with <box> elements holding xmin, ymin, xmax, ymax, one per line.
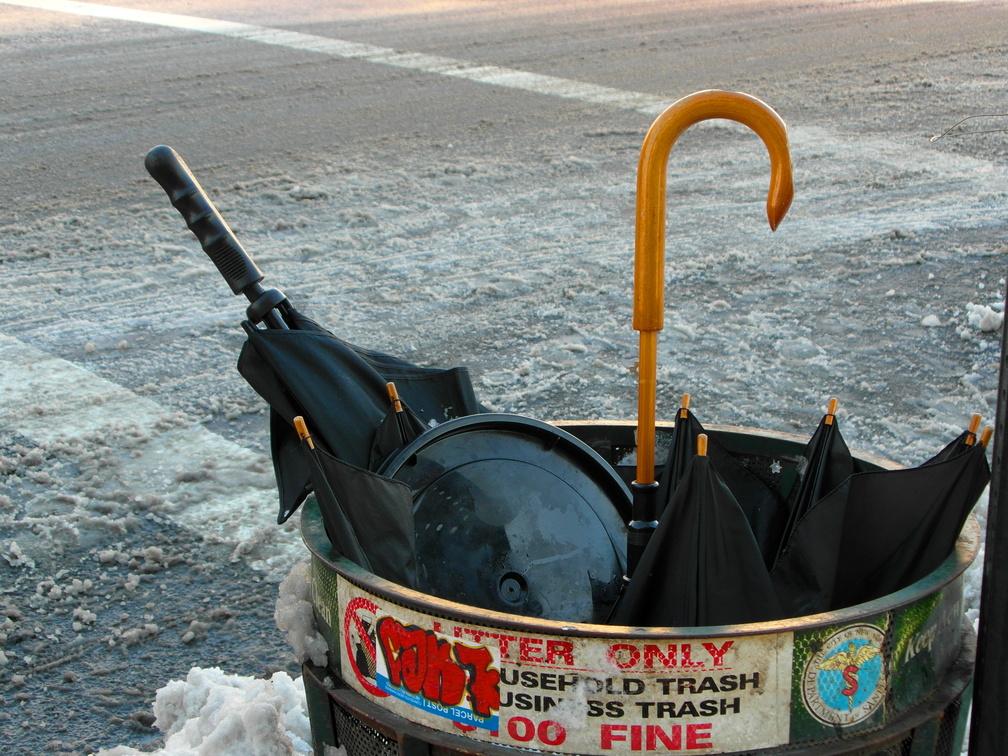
<box><xmin>627</xmin><ymin>481</ymin><xmax>659</xmax><ymax>579</ymax></box>
<box><xmin>636</xmin><ymin>330</ymin><xmax>659</xmax><ymax>485</ymax></box>
<box><xmin>262</xmin><ymin>309</ymin><xmax>288</xmax><ymax>330</ymax></box>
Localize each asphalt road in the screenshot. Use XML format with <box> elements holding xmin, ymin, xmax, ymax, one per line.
<box><xmin>3</xmin><ymin>0</ymin><xmax>1007</xmax><ymax>218</ymax></box>
<box><xmin>1</xmin><ymin>1</ymin><xmax>1007</xmax><ymax>754</ymax></box>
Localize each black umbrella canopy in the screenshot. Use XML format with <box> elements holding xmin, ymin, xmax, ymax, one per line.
<box><xmin>237</xmin><ymin>306</ymin><xmax>483</xmax><ymax>522</ymax></box>
<box><xmin>830</xmin><ymin>434</ymin><xmax>990</xmax><ymax>608</ymax></box>
<box><xmin>771</xmin><ymin>418</ymin><xmax>991</xmax><ymax>617</ymax></box>
<box><xmin>612</xmin><ymin>434</ymin><xmax>782</xmax><ymax>627</ymax></box>
<box><xmin>922</xmin><ymin>414</ymin><xmax>982</xmax><ymax>465</ymax></box>
<box><xmin>656</xmin><ymin>400</ymin><xmax>787</xmax><ymax>566</ymax></box>
<box><xmin>295</xmin><ymin>416</ymin><xmax>418</xmax><ymax>588</ymax></box>
<box><xmin>369</xmin><ymin>382</ymin><xmax>429</xmax><ymax>470</ymax></box>
<box><xmin>655</xmin><ymin>394</ymin><xmax>697</xmax><ymax>515</ymax></box>
<box><xmin>774</xmin><ymin>399</ymin><xmax>853</xmax><ymax>566</ymax></box>
<box><xmin>769</xmin><ymin>479</ymin><xmax>851</xmax><ymax>617</ymax></box>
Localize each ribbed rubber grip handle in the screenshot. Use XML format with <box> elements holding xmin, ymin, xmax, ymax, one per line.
<box><xmin>144</xmin><ymin>145</ymin><xmax>263</xmax><ymax>296</ymax></box>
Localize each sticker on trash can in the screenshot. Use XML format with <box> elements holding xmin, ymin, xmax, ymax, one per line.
<box><xmin>337</xmin><ymin>576</ymin><xmax>794</xmax><ymax>754</ymax></box>
<box><xmin>800</xmin><ymin>624</ymin><xmax>887</xmax><ymax>726</ymax></box>
<box><xmin>374</xmin><ymin>614</ymin><xmax>502</xmax><ymax>731</ymax></box>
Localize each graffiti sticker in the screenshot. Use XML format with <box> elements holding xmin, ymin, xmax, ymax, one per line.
<box><xmin>343</xmin><ymin>596</ymin><xmax>386</xmax><ymax>698</ymax></box>
<box><xmin>374</xmin><ymin>615</ymin><xmax>501</xmax><ymax>730</ymax></box>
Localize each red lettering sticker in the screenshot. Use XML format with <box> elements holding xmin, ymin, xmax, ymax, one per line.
<box><xmin>508</xmin><ymin>716</ymin><xmax>535</xmax><ymax>742</ymax></box>
<box><xmin>687</xmin><ymin>723</ymin><xmax>713</xmax><ymax>750</ymax></box>
<box><xmin>519</xmin><ymin>637</ymin><xmax>544</xmax><ymax>663</ymax></box>
<box><xmin>702</xmin><ymin>641</ymin><xmax>734</xmax><ymax>667</ymax></box>
<box><xmin>600</xmin><ymin>724</ymin><xmax>627</xmax><ymax>750</ymax></box>
<box><xmin>546</xmin><ymin>639</ymin><xmax>575</xmax><ymax>666</ymax></box>
<box><xmin>647</xmin><ymin>724</ymin><xmax>682</xmax><ymax>751</ymax></box>
<box><xmin>538</xmin><ymin>720</ymin><xmax>567</xmax><ymax>747</ymax></box>
<box><xmin>644</xmin><ymin>644</ymin><xmax>677</xmax><ymax>670</ymax></box>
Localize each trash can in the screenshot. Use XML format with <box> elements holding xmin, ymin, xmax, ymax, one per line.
<box><xmin>141</xmin><ymin>95</ymin><xmax>982</xmax><ymax>756</ymax></box>
<box><xmin>299</xmin><ymin>422</ymin><xmax>977</xmax><ymax>756</ymax></box>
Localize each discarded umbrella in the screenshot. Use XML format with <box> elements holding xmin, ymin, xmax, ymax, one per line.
<box><xmin>295</xmin><ymin>416</ymin><xmax>417</xmax><ymax>587</ymax></box>
<box><xmin>145</xmin><ymin>145</ymin><xmax>483</xmax><ymax>527</ymax></box>
<box><xmin>628</xmin><ymin>90</ymin><xmax>794</xmax><ymax>578</ymax></box>
<box><xmin>771</xmin><ymin>414</ymin><xmax>991</xmax><ymax>616</ymax></box>
<box><xmin>774</xmin><ymin>398</ymin><xmax>852</xmax><ymax>566</ymax></box>
<box><xmin>613</xmin><ymin>434</ymin><xmax>782</xmax><ymax>627</ymax></box>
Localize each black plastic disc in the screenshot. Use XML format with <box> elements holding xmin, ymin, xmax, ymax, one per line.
<box><xmin>379</xmin><ymin>414</ymin><xmax>630</xmax><ymax>623</ymax></box>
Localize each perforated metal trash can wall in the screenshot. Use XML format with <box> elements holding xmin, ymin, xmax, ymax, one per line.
<box><xmin>298</xmin><ymin>423</ymin><xmax>979</xmax><ymax>756</ymax></box>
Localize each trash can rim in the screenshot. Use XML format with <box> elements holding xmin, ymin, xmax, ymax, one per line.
<box><xmin>302</xmin><ymin>500</ymin><xmax>979</xmax><ymax>639</ymax></box>
<box><xmin>555</xmin><ymin>418</ymin><xmax>904</xmax><ymax>472</ymax></box>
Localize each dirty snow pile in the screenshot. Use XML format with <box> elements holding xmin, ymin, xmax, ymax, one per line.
<box><xmin>274</xmin><ymin>561</ymin><xmax>329</xmax><ymax>669</ymax></box>
<box><xmin>96</xmin><ymin>668</ymin><xmax>313</xmax><ymax>756</ymax></box>
<box><xmin>96</xmin><ymin>563</ymin><xmax>328</xmax><ymax>756</ymax></box>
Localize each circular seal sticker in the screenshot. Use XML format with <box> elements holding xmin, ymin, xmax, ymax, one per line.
<box><xmin>802</xmin><ymin>624</ymin><xmax>887</xmax><ymax>726</ymax></box>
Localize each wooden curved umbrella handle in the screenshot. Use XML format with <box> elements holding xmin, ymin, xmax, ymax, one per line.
<box><xmin>634</xmin><ymin>90</ymin><xmax>794</xmax><ymax>486</ymax></box>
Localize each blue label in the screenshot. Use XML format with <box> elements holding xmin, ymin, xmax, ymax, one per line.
<box><xmin>376</xmin><ymin>673</ymin><xmax>500</xmax><ymax>731</ymax></box>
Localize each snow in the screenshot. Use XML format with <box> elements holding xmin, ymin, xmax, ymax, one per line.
<box><xmin>93</xmin><ymin>563</ymin><xmax>328</xmax><ymax>756</ymax></box>
<box><xmin>2</xmin><ymin>540</ymin><xmax>35</xmax><ymax>568</ymax></box>
<box><xmin>274</xmin><ymin>562</ymin><xmax>329</xmax><ymax>669</ymax></box>
<box><xmin>95</xmin><ymin>667</ymin><xmax>315</xmax><ymax>756</ymax></box>
<box><xmin>967</xmin><ymin>303</ymin><xmax>1005</xmax><ymax>333</ymax></box>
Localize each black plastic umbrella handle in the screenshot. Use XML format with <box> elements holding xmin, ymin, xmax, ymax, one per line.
<box><xmin>144</xmin><ymin>145</ymin><xmax>288</xmax><ymax>329</ymax></box>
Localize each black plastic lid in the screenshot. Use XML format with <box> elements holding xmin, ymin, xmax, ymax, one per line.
<box><xmin>380</xmin><ymin>414</ymin><xmax>630</xmax><ymax>623</ymax></box>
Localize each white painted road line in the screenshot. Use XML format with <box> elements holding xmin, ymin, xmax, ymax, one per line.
<box><xmin>0</xmin><ymin>333</ymin><xmax>303</xmax><ymax>574</ymax></box>
<box><xmin>2</xmin><ymin>0</ymin><xmax>673</xmax><ymax>116</ymax></box>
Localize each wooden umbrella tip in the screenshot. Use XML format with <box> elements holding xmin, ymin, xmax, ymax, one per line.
<box><xmin>386</xmin><ymin>381</ymin><xmax>405</xmax><ymax>412</ymax></box>
<box><xmin>969</xmin><ymin>413</ymin><xmax>982</xmax><ymax>434</ymax></box>
<box><xmin>697</xmin><ymin>433</ymin><xmax>708</xmax><ymax>457</ymax></box>
<box><xmin>980</xmin><ymin>426</ymin><xmax>994</xmax><ymax>449</ymax></box>
<box><xmin>293</xmin><ymin>416</ymin><xmax>313</xmax><ymax>448</ymax></box>
<box><xmin>678</xmin><ymin>393</ymin><xmax>691</xmax><ymax>419</ymax></box>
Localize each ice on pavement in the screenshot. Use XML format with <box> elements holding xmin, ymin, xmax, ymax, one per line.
<box><xmin>967</xmin><ymin>302</ymin><xmax>1005</xmax><ymax>333</ymax></box>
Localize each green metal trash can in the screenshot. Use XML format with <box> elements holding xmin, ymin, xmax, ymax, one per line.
<box><xmin>299</xmin><ymin>423</ymin><xmax>978</xmax><ymax>756</ymax></box>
